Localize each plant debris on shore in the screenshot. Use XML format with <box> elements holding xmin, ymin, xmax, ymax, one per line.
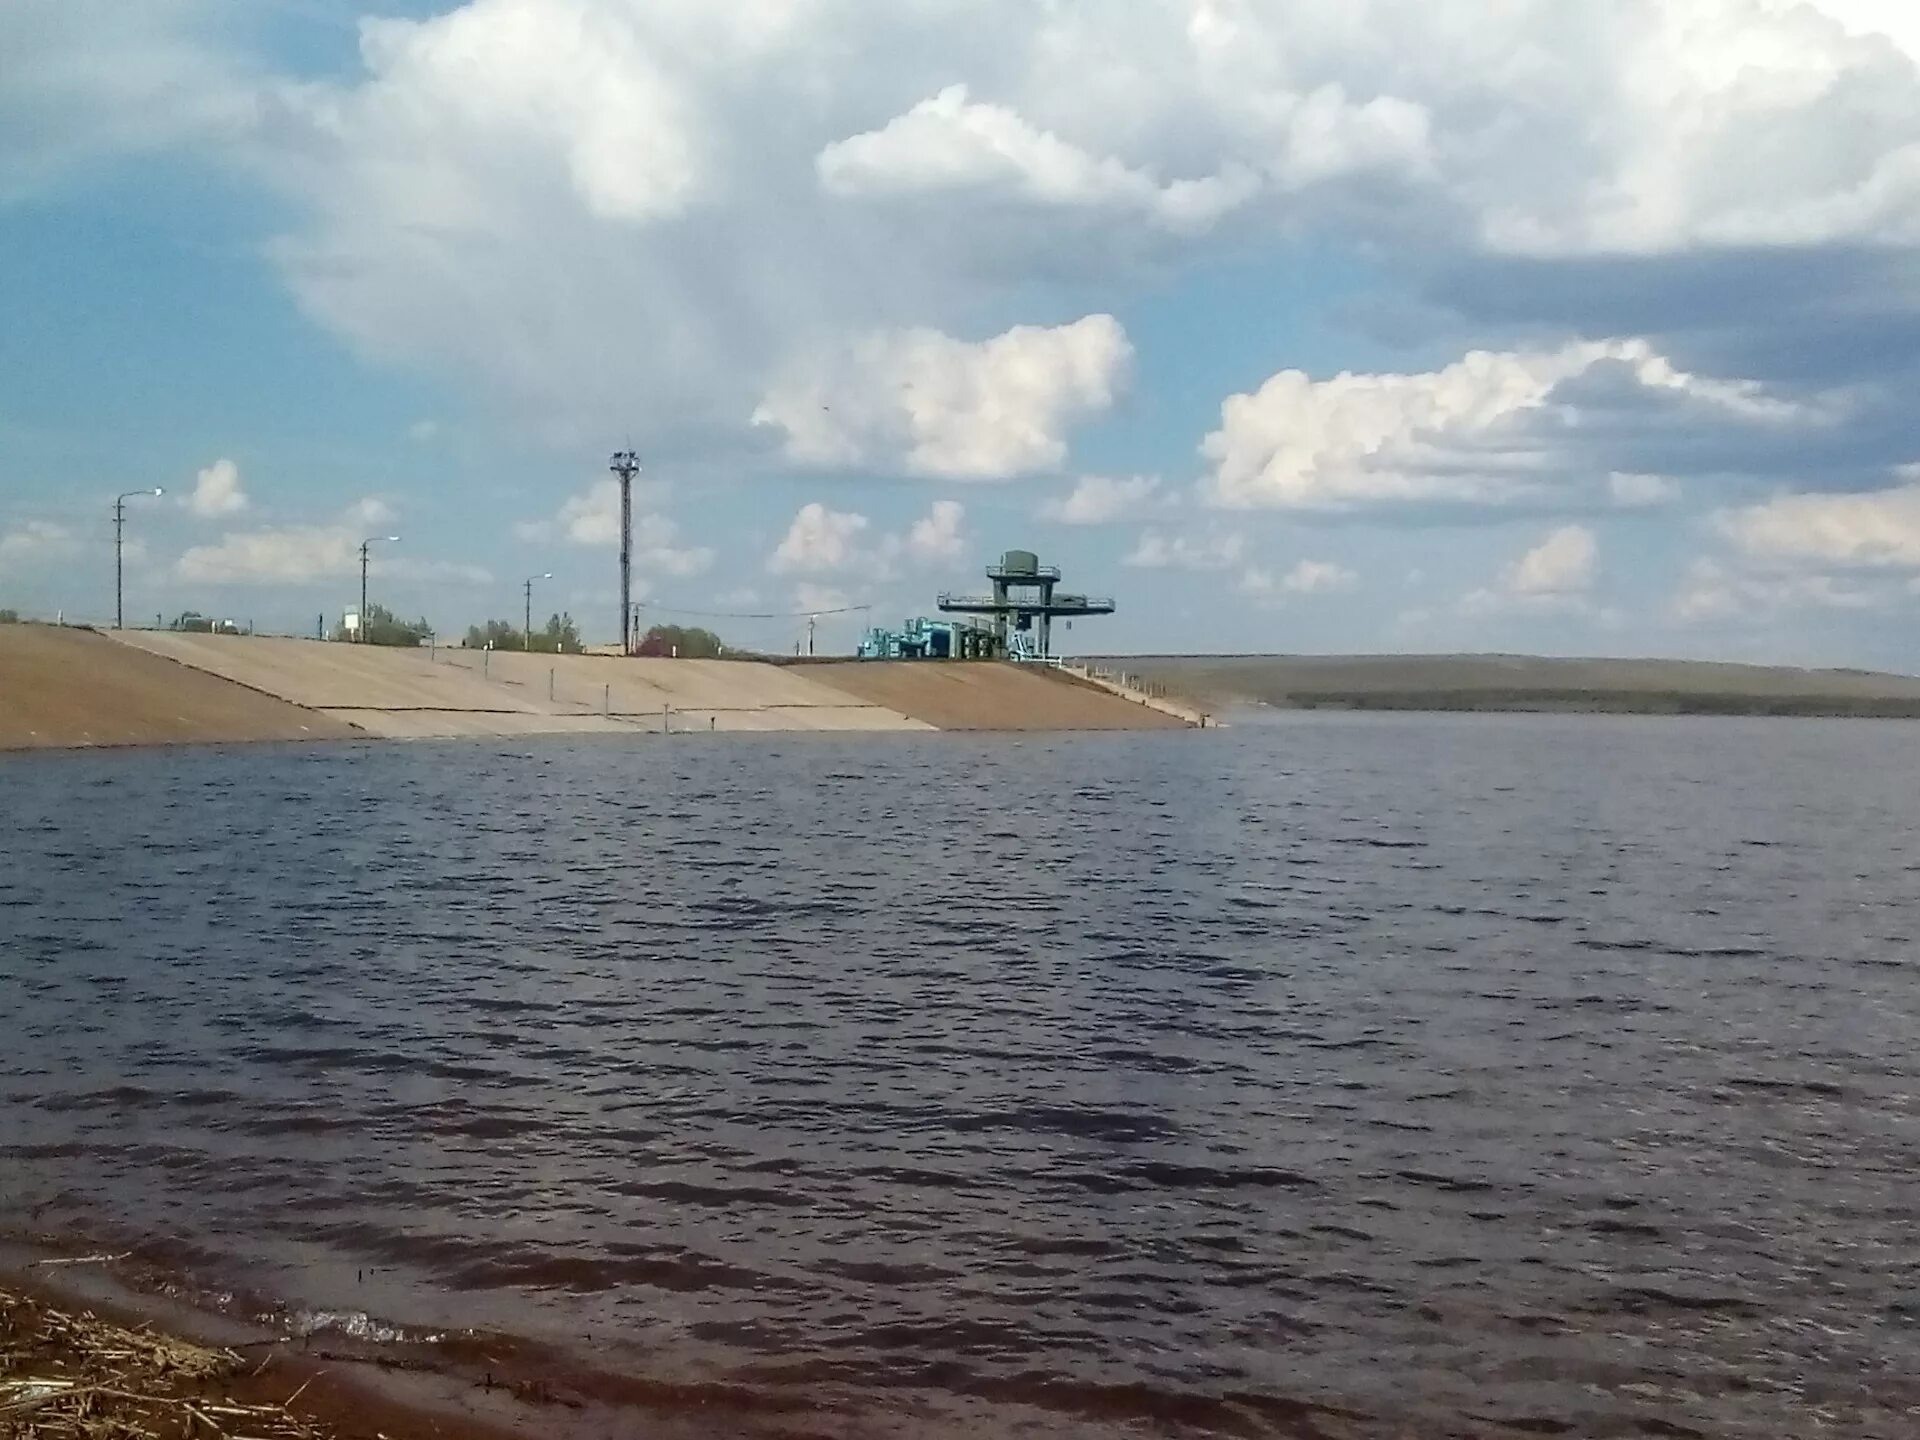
<box><xmin>0</xmin><ymin>1285</ymin><xmax>333</xmax><ymax>1439</ymax></box>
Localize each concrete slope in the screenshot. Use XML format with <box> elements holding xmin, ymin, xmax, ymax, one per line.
<box><xmin>116</xmin><ymin>632</ymin><xmax>556</xmax><ymax>714</ymax></box>
<box><xmin>0</xmin><ymin>625</ymin><xmax>354</xmax><ymax>750</ymax></box>
<box><xmin>453</xmin><ymin>652</ymin><xmax>930</xmax><ymax>732</ymax></box>
<box><xmin>110</xmin><ymin>633</ymin><xmax>929</xmax><ymax>736</ymax></box>
<box><xmin>806</xmin><ymin>661</ymin><xmax>1190</xmax><ymax>731</ymax></box>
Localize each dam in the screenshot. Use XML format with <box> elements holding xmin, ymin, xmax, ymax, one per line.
<box><xmin>0</xmin><ymin>625</ymin><xmax>1189</xmax><ymax>750</ymax></box>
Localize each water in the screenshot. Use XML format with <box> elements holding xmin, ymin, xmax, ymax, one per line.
<box><xmin>3</xmin><ymin>715</ymin><xmax>1919</xmax><ymax>1438</ymax></box>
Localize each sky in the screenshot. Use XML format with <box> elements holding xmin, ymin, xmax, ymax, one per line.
<box><xmin>6</xmin><ymin>0</ymin><xmax>1920</xmax><ymax>664</ymax></box>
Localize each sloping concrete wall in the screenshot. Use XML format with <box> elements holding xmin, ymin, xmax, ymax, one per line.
<box><xmin>0</xmin><ymin>626</ymin><xmax>354</xmax><ymax>750</ymax></box>
<box><xmin>109</xmin><ymin>633</ymin><xmax>931</xmax><ymax>737</ymax></box>
<box><xmin>806</xmin><ymin>661</ymin><xmax>1192</xmax><ymax>731</ymax></box>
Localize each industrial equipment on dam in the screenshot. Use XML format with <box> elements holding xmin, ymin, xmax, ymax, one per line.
<box><xmin>859</xmin><ymin>550</ymin><xmax>1116</xmax><ymax>661</ymax></box>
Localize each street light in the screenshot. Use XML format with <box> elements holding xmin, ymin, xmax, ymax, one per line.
<box><xmin>113</xmin><ymin>488</ymin><xmax>164</xmax><ymax>629</ymax></box>
<box><xmin>358</xmin><ymin>535</ymin><xmax>400</xmax><ymax>642</ymax></box>
<box><xmin>524</xmin><ymin>572</ymin><xmax>553</xmax><ymax>652</ymax></box>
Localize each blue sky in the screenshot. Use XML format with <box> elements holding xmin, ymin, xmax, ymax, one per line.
<box><xmin>6</xmin><ymin>0</ymin><xmax>1920</xmax><ymax>666</ymax></box>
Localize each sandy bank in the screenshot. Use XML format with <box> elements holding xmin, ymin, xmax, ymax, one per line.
<box><xmin>0</xmin><ymin>626</ymin><xmax>353</xmax><ymax>751</ymax></box>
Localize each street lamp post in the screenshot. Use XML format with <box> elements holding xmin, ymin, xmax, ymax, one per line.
<box><xmin>113</xmin><ymin>488</ymin><xmax>164</xmax><ymax>629</ymax></box>
<box><xmin>358</xmin><ymin>535</ymin><xmax>400</xmax><ymax>642</ymax></box>
<box><xmin>524</xmin><ymin>572</ymin><xmax>552</xmax><ymax>652</ymax></box>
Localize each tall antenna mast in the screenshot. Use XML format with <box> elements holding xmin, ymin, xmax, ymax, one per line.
<box><xmin>608</xmin><ymin>449</ymin><xmax>642</xmax><ymax>655</ymax></box>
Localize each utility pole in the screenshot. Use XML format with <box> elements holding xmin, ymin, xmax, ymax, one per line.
<box><xmin>113</xmin><ymin>488</ymin><xmax>164</xmax><ymax>629</ymax></box>
<box><xmin>359</xmin><ymin>535</ymin><xmax>400</xmax><ymax>642</ymax></box>
<box><xmin>524</xmin><ymin>572</ymin><xmax>551</xmax><ymax>651</ymax></box>
<box><xmin>609</xmin><ymin>450</ymin><xmax>642</xmax><ymax>654</ymax></box>
<box><xmin>807</xmin><ymin>613</ymin><xmax>817</xmax><ymax>657</ymax></box>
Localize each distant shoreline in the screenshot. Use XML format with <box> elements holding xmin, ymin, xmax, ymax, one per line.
<box><xmin>1086</xmin><ymin>653</ymin><xmax>1920</xmax><ymax>719</ymax></box>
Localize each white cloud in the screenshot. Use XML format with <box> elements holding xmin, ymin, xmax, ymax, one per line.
<box><xmin>407</xmin><ymin>419</ymin><xmax>440</xmax><ymax>443</ymax></box>
<box><xmin>186</xmin><ymin>458</ymin><xmax>249</xmax><ymax>518</ymax></box>
<box><xmin>769</xmin><ymin>502</ymin><xmax>870</xmax><ymax>576</ymax></box>
<box><xmin>346</xmin><ymin>497</ymin><xmax>397</xmax><ymax>529</ymax></box>
<box><xmin>14</xmin><ymin>0</ymin><xmax>1920</xmax><ymax>457</ymax></box>
<box><xmin>1039</xmin><ymin>474</ymin><xmax>1166</xmax><ymax>525</ymax></box>
<box><xmin>1459</xmin><ymin>525</ymin><xmax>1601</xmax><ymax>616</ymax></box>
<box><xmin>175</xmin><ymin>496</ymin><xmax>427</xmax><ymax>586</ymax></box>
<box><xmin>792</xmin><ymin>581</ymin><xmax>852</xmax><ymax>616</ymax></box>
<box><xmin>0</xmin><ymin>521</ymin><xmax>77</xmax><ymax>567</ymax></box>
<box><xmin>1240</xmin><ymin>559</ymin><xmax>1358</xmax><ymax>605</ymax></box>
<box><xmin>1285</xmin><ymin>559</ymin><xmax>1360</xmax><ymax>594</ymax></box>
<box><xmin>513</xmin><ymin>479</ymin><xmax>707</xmax><ymax>574</ymax></box>
<box><xmin>546</xmin><ymin>480</ymin><xmax>624</xmax><ymax>548</ymax></box>
<box><xmin>898</xmin><ymin>499</ymin><xmax>967</xmax><ymax>565</ymax></box>
<box><xmin>1717</xmin><ymin>480</ymin><xmax>1920</xmax><ymax>568</ymax></box>
<box><xmin>1508</xmin><ymin>525</ymin><xmax>1599</xmax><ymax>596</ymax></box>
<box><xmin>176</xmin><ymin>526</ymin><xmax>361</xmax><ymax>586</ymax></box>
<box><xmin>768</xmin><ymin>498</ymin><xmax>968</xmax><ymax>577</ymax></box>
<box><xmin>754</xmin><ymin>315</ymin><xmax>1131</xmax><ymax>479</ymax></box>
<box><xmin>1124</xmin><ymin>530</ymin><xmax>1245</xmax><ymax>572</ymax></box>
<box><xmin>1201</xmin><ymin>339</ymin><xmax>1805</xmax><ymax>511</ymax></box>
<box><xmin>632</xmin><ymin>513</ymin><xmax>715</xmax><ymax>578</ymax></box>
<box><xmin>1673</xmin><ymin>556</ymin><xmax>1880</xmax><ymax>622</ymax></box>
<box><xmin>817</xmin><ymin>84</ymin><xmax>1259</xmax><ymax>233</ymax></box>
<box><xmin>1608</xmin><ymin>471</ymin><xmax>1682</xmax><ymax>508</ymax></box>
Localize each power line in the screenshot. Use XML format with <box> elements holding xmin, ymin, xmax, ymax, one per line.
<box><xmin>636</xmin><ymin>601</ymin><xmax>873</xmax><ymax>621</ymax></box>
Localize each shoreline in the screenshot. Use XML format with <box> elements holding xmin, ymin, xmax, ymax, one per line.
<box><xmin>0</xmin><ymin>1232</ymin><xmax>907</xmax><ymax>1440</ymax></box>
<box><xmin>0</xmin><ymin>1239</ymin><xmax>551</xmax><ymax>1440</ymax></box>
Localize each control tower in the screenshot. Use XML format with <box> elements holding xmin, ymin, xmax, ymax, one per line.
<box><xmin>937</xmin><ymin>549</ymin><xmax>1115</xmax><ymax>658</ymax></box>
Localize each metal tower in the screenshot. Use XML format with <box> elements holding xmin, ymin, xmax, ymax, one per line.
<box><xmin>609</xmin><ymin>450</ymin><xmax>642</xmax><ymax>654</ymax></box>
<box><xmin>937</xmin><ymin>549</ymin><xmax>1115</xmax><ymax>658</ymax></box>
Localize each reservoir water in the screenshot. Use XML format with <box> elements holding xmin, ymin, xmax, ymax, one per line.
<box><xmin>3</xmin><ymin>715</ymin><xmax>1918</xmax><ymax>1437</ymax></box>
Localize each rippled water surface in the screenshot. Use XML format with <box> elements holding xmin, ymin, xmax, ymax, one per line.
<box><xmin>4</xmin><ymin>716</ymin><xmax>1920</xmax><ymax>1438</ymax></box>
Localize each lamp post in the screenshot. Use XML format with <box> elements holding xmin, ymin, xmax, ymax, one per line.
<box><xmin>113</xmin><ymin>488</ymin><xmax>164</xmax><ymax>629</ymax></box>
<box><xmin>524</xmin><ymin>572</ymin><xmax>552</xmax><ymax>652</ymax></box>
<box><xmin>358</xmin><ymin>535</ymin><xmax>400</xmax><ymax>642</ymax></box>
<box><xmin>609</xmin><ymin>450</ymin><xmax>641</xmax><ymax>653</ymax></box>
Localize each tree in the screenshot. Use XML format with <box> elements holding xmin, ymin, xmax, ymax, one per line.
<box><xmin>636</xmin><ymin>623</ymin><xmax>726</xmax><ymax>658</ymax></box>
<box><xmin>0</xmin><ymin>609</ymin><xmax>19</xmax><ymax>625</ymax></box>
<box><xmin>462</xmin><ymin>613</ymin><xmax>583</xmax><ymax>653</ymax></box>
<box><xmin>535</xmin><ymin>612</ymin><xmax>584</xmax><ymax>654</ymax></box>
<box><xmin>334</xmin><ymin>603</ymin><xmax>432</xmax><ymax>646</ymax></box>
<box><xmin>463</xmin><ymin>619</ymin><xmax>525</xmax><ymax>651</ymax></box>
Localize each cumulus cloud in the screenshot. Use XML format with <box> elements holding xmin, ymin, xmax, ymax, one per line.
<box><xmin>0</xmin><ymin>521</ymin><xmax>77</xmax><ymax>567</ymax></box>
<box><xmin>769</xmin><ymin>503</ymin><xmax>870</xmax><ymax>576</ymax></box>
<box><xmin>753</xmin><ymin>315</ymin><xmax>1131</xmax><ymax>479</ymax></box>
<box><xmin>1124</xmin><ymin>530</ymin><xmax>1245</xmax><ymax>572</ymax></box>
<box><xmin>1458</xmin><ymin>525</ymin><xmax>1601</xmax><ymax>617</ymax></box>
<box><xmin>513</xmin><ymin>477</ymin><xmax>709</xmax><ymax>574</ymax></box>
<box><xmin>186</xmin><ymin>458</ymin><xmax>249</xmax><ymax>518</ymax></box>
<box><xmin>12</xmin><ymin>0</ymin><xmax>1920</xmax><ymax>453</ymax></box>
<box><xmin>817</xmin><ymin>84</ymin><xmax>1259</xmax><ymax>233</ymax></box>
<box><xmin>1240</xmin><ymin>559</ymin><xmax>1360</xmax><ymax>598</ymax></box>
<box><xmin>898</xmin><ymin>499</ymin><xmax>968</xmax><ymax>565</ymax></box>
<box><xmin>1508</xmin><ymin>525</ymin><xmax>1599</xmax><ymax>596</ymax></box>
<box><xmin>1039</xmin><ymin>474</ymin><xmax>1166</xmax><ymax>525</ymax></box>
<box><xmin>1672</xmin><ymin>556</ymin><xmax>1880</xmax><ymax>623</ymax></box>
<box><xmin>176</xmin><ymin>525</ymin><xmax>362</xmax><ymax>586</ymax></box>
<box><xmin>12</xmin><ymin>0</ymin><xmax>1920</xmax><ymax>486</ymax></box>
<box><xmin>1717</xmin><ymin>479</ymin><xmax>1920</xmax><ymax>568</ymax></box>
<box><xmin>1201</xmin><ymin>339</ymin><xmax>1806</xmax><ymax>511</ymax></box>
<box><xmin>768</xmin><ymin>499</ymin><xmax>968</xmax><ymax>577</ymax></box>
<box><xmin>1608</xmin><ymin>471</ymin><xmax>1681</xmax><ymax>508</ymax></box>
